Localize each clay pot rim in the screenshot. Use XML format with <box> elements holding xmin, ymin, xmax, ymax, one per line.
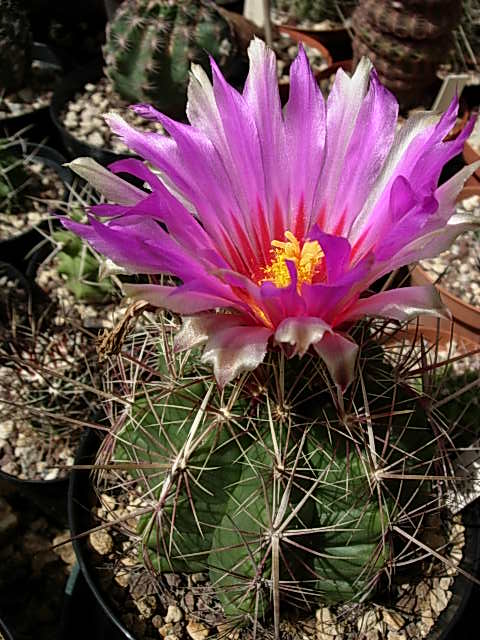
<box><xmin>410</xmin><ymin>184</ymin><xmax>480</xmax><ymax>330</ymax></box>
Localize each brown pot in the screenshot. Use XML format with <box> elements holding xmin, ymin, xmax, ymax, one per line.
<box><xmin>463</xmin><ymin>140</ymin><xmax>480</xmax><ymax>182</ymax></box>
<box><xmin>277</xmin><ymin>26</ymin><xmax>334</xmax><ymax>103</ymax></box>
<box><xmin>410</xmin><ymin>186</ymin><xmax>480</xmax><ymax>340</ymax></box>
<box><xmin>276</xmin><ymin>25</ymin><xmax>353</xmax><ymax>63</ymax></box>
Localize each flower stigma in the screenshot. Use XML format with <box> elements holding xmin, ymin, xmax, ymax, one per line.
<box><xmin>261</xmin><ymin>231</ymin><xmax>324</xmax><ymax>290</ymax></box>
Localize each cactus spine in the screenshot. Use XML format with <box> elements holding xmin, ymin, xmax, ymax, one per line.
<box><xmin>274</xmin><ymin>0</ymin><xmax>356</xmax><ymax>23</ymax></box>
<box><xmin>103</xmin><ymin>0</ymin><xmax>240</xmax><ymax>117</ymax></box>
<box><xmin>97</xmin><ymin>316</ymin><xmax>445</xmax><ymax>633</ymax></box>
<box><xmin>0</xmin><ymin>0</ymin><xmax>32</xmax><ymax>94</ymax></box>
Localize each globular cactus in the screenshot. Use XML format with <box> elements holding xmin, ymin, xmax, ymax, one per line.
<box><xmin>51</xmin><ymin>225</ymin><xmax>114</xmax><ymax>303</ymax></box>
<box><xmin>97</xmin><ymin>316</ymin><xmax>444</xmax><ymax>633</ymax></box>
<box><xmin>274</xmin><ymin>0</ymin><xmax>356</xmax><ymax>23</ymax></box>
<box><xmin>103</xmin><ymin>0</ymin><xmax>241</xmax><ymax>117</ymax></box>
<box><xmin>352</xmin><ymin>0</ymin><xmax>462</xmax><ymax>110</ymax></box>
<box><xmin>0</xmin><ymin>0</ymin><xmax>32</xmax><ymax>94</ymax></box>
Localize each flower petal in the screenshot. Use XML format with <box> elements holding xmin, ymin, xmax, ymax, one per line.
<box><xmin>339</xmin><ymin>286</ymin><xmax>448</xmax><ymax>324</ymax></box>
<box><xmin>201</xmin><ymin>323</ymin><xmax>272</xmax><ymax>388</ymax></box>
<box><xmin>66</xmin><ymin>157</ymin><xmax>145</xmax><ymax>205</ymax></box>
<box><xmin>284</xmin><ymin>43</ymin><xmax>326</xmax><ymax>229</ymax></box>
<box><xmin>275</xmin><ymin>317</ymin><xmax>330</xmax><ymax>357</ymax></box>
<box><xmin>313</xmin><ymin>332</ymin><xmax>358</xmax><ymax>391</ymax></box>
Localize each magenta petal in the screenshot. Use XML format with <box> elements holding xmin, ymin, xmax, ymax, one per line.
<box><xmin>313</xmin><ymin>332</ymin><xmax>358</xmax><ymax>392</ymax></box>
<box><xmin>284</xmin><ymin>43</ymin><xmax>326</xmax><ymax>226</ymax></box>
<box><xmin>308</xmin><ymin>226</ymin><xmax>351</xmax><ymax>281</ymax></box>
<box><xmin>274</xmin><ymin>317</ymin><xmax>330</xmax><ymax>356</ymax></box>
<box><xmin>123</xmin><ymin>282</ymin><xmax>244</xmax><ymax>315</ymax></box>
<box><xmin>339</xmin><ymin>286</ymin><xmax>448</xmax><ymax>324</ymax></box>
<box><xmin>243</xmin><ymin>39</ymin><xmax>288</xmax><ymax>216</ymax></box>
<box><xmin>108</xmin><ymin>158</ymin><xmax>163</xmax><ymax>191</ymax></box>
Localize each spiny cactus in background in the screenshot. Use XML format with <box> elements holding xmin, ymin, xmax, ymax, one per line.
<box><xmin>452</xmin><ymin>0</ymin><xmax>480</xmax><ymax>70</ymax></box>
<box><xmin>0</xmin><ymin>139</ymin><xmax>29</xmax><ymax>214</ymax></box>
<box><xmin>0</xmin><ymin>0</ymin><xmax>32</xmax><ymax>94</ymax></box>
<box><xmin>96</xmin><ymin>316</ymin><xmax>446</xmax><ymax>632</ymax></box>
<box><xmin>103</xmin><ymin>0</ymin><xmax>241</xmax><ymax>117</ymax></box>
<box><xmin>274</xmin><ymin>0</ymin><xmax>357</xmax><ymax>23</ymax></box>
<box><xmin>352</xmin><ymin>0</ymin><xmax>463</xmax><ymax>110</ymax></box>
<box><xmin>52</xmin><ymin>222</ymin><xmax>114</xmax><ymax>304</ymax></box>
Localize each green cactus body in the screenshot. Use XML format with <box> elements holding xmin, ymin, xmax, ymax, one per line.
<box><xmin>0</xmin><ymin>0</ymin><xmax>32</xmax><ymax>94</ymax></box>
<box><xmin>52</xmin><ymin>227</ymin><xmax>114</xmax><ymax>303</ymax></box>
<box><xmin>352</xmin><ymin>0</ymin><xmax>462</xmax><ymax>110</ymax></box>
<box><xmin>103</xmin><ymin>0</ymin><xmax>239</xmax><ymax>117</ymax></box>
<box><xmin>109</xmin><ymin>345</ymin><xmax>434</xmax><ymax>623</ymax></box>
<box><xmin>274</xmin><ymin>0</ymin><xmax>356</xmax><ymax>23</ymax></box>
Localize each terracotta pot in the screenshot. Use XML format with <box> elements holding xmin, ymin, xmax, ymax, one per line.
<box><xmin>410</xmin><ymin>185</ymin><xmax>480</xmax><ymax>340</ymax></box>
<box><xmin>463</xmin><ymin>140</ymin><xmax>480</xmax><ymax>182</ymax></box>
<box><xmin>275</xmin><ymin>25</ymin><xmax>353</xmax><ymax>63</ymax></box>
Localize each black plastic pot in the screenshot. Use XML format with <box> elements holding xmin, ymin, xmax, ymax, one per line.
<box><xmin>68</xmin><ymin>430</ymin><xmax>133</xmax><ymax>640</ymax></box>
<box><xmin>68</xmin><ymin>430</ymin><xmax>480</xmax><ymax>640</ymax></box>
<box><xmin>0</xmin><ymin>469</ymin><xmax>69</xmax><ymax>527</ymax></box>
<box><xmin>0</xmin><ymin>43</ymin><xmax>62</xmax><ymax>143</ymax></box>
<box><xmin>0</xmin><ymin>142</ymin><xmax>72</xmax><ymax>273</ymax></box>
<box><xmin>50</xmin><ymin>61</ymin><xmax>133</xmax><ymax>166</ymax></box>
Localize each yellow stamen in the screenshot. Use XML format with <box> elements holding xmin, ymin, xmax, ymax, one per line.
<box><xmin>261</xmin><ymin>231</ymin><xmax>324</xmax><ymax>291</ymax></box>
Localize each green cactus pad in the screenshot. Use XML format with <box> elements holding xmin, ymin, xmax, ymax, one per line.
<box><xmin>103</xmin><ymin>0</ymin><xmax>240</xmax><ymax>117</ymax></box>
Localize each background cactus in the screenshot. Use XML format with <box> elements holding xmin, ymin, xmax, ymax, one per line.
<box><xmin>51</xmin><ymin>225</ymin><xmax>115</xmax><ymax>303</ymax></box>
<box><xmin>0</xmin><ymin>0</ymin><xmax>32</xmax><ymax>94</ymax></box>
<box><xmin>0</xmin><ymin>138</ymin><xmax>29</xmax><ymax>214</ymax></box>
<box><xmin>352</xmin><ymin>0</ymin><xmax>463</xmax><ymax>110</ymax></box>
<box><xmin>273</xmin><ymin>0</ymin><xmax>357</xmax><ymax>23</ymax></box>
<box><xmin>94</xmin><ymin>315</ymin><xmax>451</xmax><ymax>634</ymax></box>
<box><xmin>103</xmin><ymin>0</ymin><xmax>242</xmax><ymax>117</ymax></box>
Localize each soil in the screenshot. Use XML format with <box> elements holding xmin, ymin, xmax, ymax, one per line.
<box><xmin>0</xmin><ymin>158</ymin><xmax>64</xmax><ymax>240</ymax></box>
<box><xmin>78</xmin><ymin>476</ymin><xmax>467</xmax><ymax>640</ymax></box>
<box><xmin>0</xmin><ymin>484</ymin><xmax>75</xmax><ymax>640</ymax></box>
<box><xmin>419</xmin><ymin>195</ymin><xmax>480</xmax><ymax>307</ymax></box>
<box><xmin>0</xmin><ymin>62</ymin><xmax>59</xmax><ymax>119</ymax></box>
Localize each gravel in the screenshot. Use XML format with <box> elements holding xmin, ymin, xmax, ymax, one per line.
<box><xmin>419</xmin><ymin>195</ymin><xmax>480</xmax><ymax>307</ymax></box>
<box><xmin>0</xmin><ymin>160</ymin><xmax>63</xmax><ymax>240</ymax></box>
<box><xmin>0</xmin><ymin>61</ymin><xmax>59</xmax><ymax>119</ymax></box>
<box><xmin>60</xmin><ymin>78</ymin><xmax>165</xmax><ymax>154</ymax></box>
<box><xmin>60</xmin><ymin>39</ymin><xmax>329</xmax><ymax>155</ymax></box>
<box><xmin>83</xmin><ymin>480</ymin><xmax>466</xmax><ymax>640</ymax></box>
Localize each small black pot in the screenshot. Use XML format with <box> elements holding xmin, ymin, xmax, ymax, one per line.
<box><xmin>0</xmin><ymin>43</ymin><xmax>62</xmax><ymax>143</ymax></box>
<box><xmin>0</xmin><ymin>142</ymin><xmax>72</xmax><ymax>273</ymax></box>
<box><xmin>68</xmin><ymin>430</ymin><xmax>134</xmax><ymax>640</ymax></box>
<box><xmin>0</xmin><ymin>469</ymin><xmax>69</xmax><ymax>528</ymax></box>
<box><xmin>59</xmin><ymin>563</ymin><xmax>127</xmax><ymax>640</ymax></box>
<box><xmin>69</xmin><ymin>430</ymin><xmax>480</xmax><ymax>640</ymax></box>
<box><xmin>50</xmin><ymin>61</ymin><xmax>132</xmax><ymax>166</ymax></box>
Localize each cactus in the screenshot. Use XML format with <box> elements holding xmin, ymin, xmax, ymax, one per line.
<box><xmin>0</xmin><ymin>0</ymin><xmax>32</xmax><ymax>94</ymax></box>
<box><xmin>51</xmin><ymin>224</ymin><xmax>115</xmax><ymax>303</ymax></box>
<box><xmin>352</xmin><ymin>0</ymin><xmax>463</xmax><ymax>110</ymax></box>
<box><xmin>0</xmin><ymin>138</ymin><xmax>29</xmax><ymax>214</ymax></box>
<box><xmin>94</xmin><ymin>315</ymin><xmax>450</xmax><ymax>634</ymax></box>
<box><xmin>103</xmin><ymin>0</ymin><xmax>241</xmax><ymax>117</ymax></box>
<box><xmin>274</xmin><ymin>0</ymin><xmax>356</xmax><ymax>23</ymax></box>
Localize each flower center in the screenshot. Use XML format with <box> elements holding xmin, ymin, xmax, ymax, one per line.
<box><xmin>261</xmin><ymin>231</ymin><xmax>324</xmax><ymax>290</ymax></box>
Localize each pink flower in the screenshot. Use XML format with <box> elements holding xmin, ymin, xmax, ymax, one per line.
<box><xmin>65</xmin><ymin>39</ymin><xmax>479</xmax><ymax>390</ymax></box>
